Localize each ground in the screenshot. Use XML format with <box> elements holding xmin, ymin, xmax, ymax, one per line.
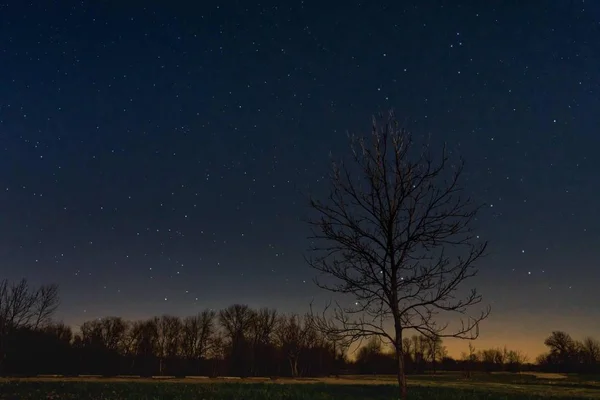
<box><xmin>0</xmin><ymin>372</ymin><xmax>598</xmax><ymax>399</ymax></box>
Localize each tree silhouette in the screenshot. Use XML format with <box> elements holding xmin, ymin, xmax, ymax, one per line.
<box><xmin>249</xmin><ymin>308</ymin><xmax>277</xmax><ymax>376</ymax></box>
<box><xmin>155</xmin><ymin>315</ymin><xmax>183</xmax><ymax>375</ymax></box>
<box><xmin>0</xmin><ymin>278</ymin><xmax>59</xmax><ymax>373</ymax></box>
<box><xmin>461</xmin><ymin>342</ymin><xmax>477</xmax><ymax>378</ymax></box>
<box><xmin>0</xmin><ymin>279</ymin><xmax>59</xmax><ymax>330</ymax></box>
<box><xmin>306</xmin><ymin>111</ymin><xmax>489</xmax><ymax>399</ymax></box>
<box><xmin>181</xmin><ymin>310</ymin><xmax>216</xmax><ymax>374</ymax></box>
<box><xmin>505</xmin><ymin>349</ymin><xmax>528</xmax><ymax>373</ymax></box>
<box><xmin>543</xmin><ymin>331</ymin><xmax>579</xmax><ymax>372</ymax></box>
<box><xmin>479</xmin><ymin>347</ymin><xmax>505</xmax><ymax>372</ymax></box>
<box><xmin>425</xmin><ymin>334</ymin><xmax>446</xmax><ymax>373</ymax></box>
<box><xmin>126</xmin><ymin>318</ymin><xmax>159</xmax><ymax>376</ymax></box>
<box><xmin>219</xmin><ymin>304</ymin><xmax>254</xmax><ymax>377</ymax></box>
<box><xmin>275</xmin><ymin>314</ymin><xmax>310</xmax><ymax>377</ymax></box>
<box><xmin>355</xmin><ymin>336</ymin><xmax>396</xmax><ymax>375</ymax></box>
<box><xmin>580</xmin><ymin>337</ymin><xmax>600</xmax><ymax>370</ymax></box>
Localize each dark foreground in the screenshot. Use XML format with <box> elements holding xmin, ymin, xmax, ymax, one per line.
<box><xmin>1</xmin><ymin>373</ymin><xmax>599</xmax><ymax>399</ymax></box>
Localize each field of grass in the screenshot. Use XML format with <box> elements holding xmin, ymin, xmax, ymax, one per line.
<box><xmin>0</xmin><ymin>373</ymin><xmax>599</xmax><ymax>399</ymax></box>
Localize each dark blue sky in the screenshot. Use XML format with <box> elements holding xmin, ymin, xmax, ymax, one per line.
<box><xmin>1</xmin><ymin>1</ymin><xmax>599</xmax><ymax>357</ymax></box>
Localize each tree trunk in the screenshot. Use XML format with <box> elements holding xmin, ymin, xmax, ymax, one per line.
<box><xmin>130</xmin><ymin>356</ymin><xmax>136</xmax><ymax>373</ymax></box>
<box><xmin>432</xmin><ymin>343</ymin><xmax>437</xmax><ymax>374</ymax></box>
<box><xmin>394</xmin><ymin>317</ymin><xmax>408</xmax><ymax>400</ymax></box>
<box><xmin>396</xmin><ymin>345</ymin><xmax>407</xmax><ymax>400</ymax></box>
<box><xmin>289</xmin><ymin>356</ymin><xmax>298</xmax><ymax>378</ymax></box>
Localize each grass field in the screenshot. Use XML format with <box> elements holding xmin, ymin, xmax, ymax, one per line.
<box><xmin>1</xmin><ymin>372</ymin><xmax>599</xmax><ymax>399</ymax></box>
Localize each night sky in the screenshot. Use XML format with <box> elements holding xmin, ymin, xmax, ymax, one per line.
<box><xmin>1</xmin><ymin>1</ymin><xmax>599</xmax><ymax>359</ymax></box>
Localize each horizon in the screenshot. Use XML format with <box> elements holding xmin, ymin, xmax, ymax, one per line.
<box><xmin>50</xmin><ymin>299</ymin><xmax>598</xmax><ymax>362</ymax></box>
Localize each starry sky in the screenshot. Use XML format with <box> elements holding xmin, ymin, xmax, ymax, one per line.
<box><xmin>1</xmin><ymin>1</ymin><xmax>599</xmax><ymax>359</ymax></box>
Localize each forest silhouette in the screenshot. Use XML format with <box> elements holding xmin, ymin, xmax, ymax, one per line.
<box><xmin>0</xmin><ymin>278</ymin><xmax>598</xmax><ymax>377</ymax></box>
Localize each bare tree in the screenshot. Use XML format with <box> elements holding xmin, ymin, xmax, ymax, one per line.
<box><xmin>543</xmin><ymin>331</ymin><xmax>579</xmax><ymax>370</ymax></box>
<box><xmin>207</xmin><ymin>332</ymin><xmax>227</xmax><ymax>377</ymax></box>
<box><xmin>479</xmin><ymin>347</ymin><xmax>505</xmax><ymax>371</ymax></box>
<box><xmin>128</xmin><ymin>319</ymin><xmax>159</xmax><ymax>372</ymax></box>
<box><xmin>103</xmin><ymin>317</ymin><xmax>127</xmax><ymax>352</ymax></box>
<box><xmin>401</xmin><ymin>337</ymin><xmax>412</xmax><ymax>358</ymax></box>
<box><xmin>42</xmin><ymin>322</ymin><xmax>73</xmax><ymax>344</ymax></box>
<box><xmin>219</xmin><ymin>304</ymin><xmax>255</xmax><ymax>376</ymax></box>
<box><xmin>78</xmin><ymin>316</ymin><xmax>127</xmax><ymax>352</ymax></box>
<box><xmin>275</xmin><ymin>314</ymin><xmax>311</xmax><ymax>377</ymax></box>
<box><xmin>356</xmin><ymin>336</ymin><xmax>385</xmax><ymax>374</ymax></box>
<box><xmin>181</xmin><ymin>310</ymin><xmax>216</xmax><ymax>361</ymax></box>
<box><xmin>155</xmin><ymin>315</ymin><xmax>182</xmax><ymax>374</ymax></box>
<box><xmin>425</xmin><ymin>334</ymin><xmax>446</xmax><ymax>373</ymax></box>
<box><xmin>249</xmin><ymin>308</ymin><xmax>277</xmax><ymax>376</ymax></box>
<box><xmin>506</xmin><ymin>349</ymin><xmax>528</xmax><ymax>373</ymax></box>
<box><xmin>580</xmin><ymin>337</ymin><xmax>600</xmax><ymax>366</ymax></box>
<box><xmin>0</xmin><ymin>279</ymin><xmax>59</xmax><ymax>331</ymax></box>
<box><xmin>306</xmin><ymin>111</ymin><xmax>489</xmax><ymax>399</ymax></box>
<box><xmin>32</xmin><ymin>284</ymin><xmax>60</xmax><ymax>329</ymax></box>
<box><xmin>0</xmin><ymin>279</ymin><xmax>60</xmax><ymax>372</ymax></box>
<box><xmin>461</xmin><ymin>342</ymin><xmax>478</xmax><ymax>378</ymax></box>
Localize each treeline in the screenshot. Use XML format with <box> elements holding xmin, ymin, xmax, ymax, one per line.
<box><xmin>0</xmin><ymin>279</ymin><xmax>346</xmax><ymax>377</ymax></box>
<box><xmin>354</xmin><ymin>337</ymin><xmax>530</xmax><ymax>375</ymax></box>
<box><xmin>354</xmin><ymin>333</ymin><xmax>600</xmax><ymax>375</ymax></box>
<box><xmin>536</xmin><ymin>331</ymin><xmax>600</xmax><ymax>374</ymax></box>
<box><xmin>464</xmin><ymin>331</ymin><xmax>600</xmax><ymax>374</ymax></box>
<box><xmin>1</xmin><ymin>303</ymin><xmax>346</xmax><ymax>376</ymax></box>
<box><xmin>461</xmin><ymin>332</ymin><xmax>600</xmax><ymax>374</ymax></box>
<box><xmin>1</xmin><ymin>278</ymin><xmax>599</xmax><ymax>377</ymax></box>
<box><xmin>355</xmin><ymin>335</ymin><xmax>450</xmax><ymax>375</ymax></box>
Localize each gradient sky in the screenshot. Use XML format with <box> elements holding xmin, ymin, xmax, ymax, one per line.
<box><xmin>1</xmin><ymin>1</ymin><xmax>599</xmax><ymax>359</ymax></box>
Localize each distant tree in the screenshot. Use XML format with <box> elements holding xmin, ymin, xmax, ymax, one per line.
<box><xmin>356</xmin><ymin>336</ymin><xmax>383</xmax><ymax>363</ymax></box>
<box><xmin>355</xmin><ymin>336</ymin><xmax>396</xmax><ymax>375</ymax></box>
<box><xmin>0</xmin><ymin>279</ymin><xmax>59</xmax><ymax>373</ymax></box>
<box><xmin>207</xmin><ymin>332</ymin><xmax>227</xmax><ymax>377</ymax></box>
<box><xmin>535</xmin><ymin>352</ymin><xmax>549</xmax><ymax>368</ymax></box>
<box><xmin>479</xmin><ymin>349</ymin><xmax>496</xmax><ymax>371</ymax></box>
<box><xmin>425</xmin><ymin>334</ymin><xmax>446</xmax><ymax>373</ymax></box>
<box><xmin>461</xmin><ymin>342</ymin><xmax>477</xmax><ymax>378</ymax></box>
<box><xmin>543</xmin><ymin>331</ymin><xmax>579</xmax><ymax>372</ymax></box>
<box><xmin>248</xmin><ymin>308</ymin><xmax>277</xmax><ymax>376</ymax></box>
<box><xmin>405</xmin><ymin>335</ymin><xmax>428</xmax><ymax>373</ymax></box>
<box><xmin>580</xmin><ymin>337</ymin><xmax>600</xmax><ymax>371</ymax></box>
<box><xmin>298</xmin><ymin>322</ymin><xmax>342</xmax><ymax>377</ymax></box>
<box><xmin>219</xmin><ymin>304</ymin><xmax>255</xmax><ymax>377</ymax></box>
<box><xmin>401</xmin><ymin>337</ymin><xmax>412</xmax><ymax>356</ymax></box>
<box><xmin>181</xmin><ymin>310</ymin><xmax>216</xmax><ymax>372</ymax></box>
<box><xmin>154</xmin><ymin>315</ymin><xmax>182</xmax><ymax>375</ymax></box>
<box><xmin>76</xmin><ymin>316</ymin><xmax>127</xmax><ymax>374</ymax></box>
<box><xmin>127</xmin><ymin>319</ymin><xmax>159</xmax><ymax>375</ymax></box>
<box><xmin>39</xmin><ymin>322</ymin><xmax>75</xmax><ymax>374</ymax></box>
<box><xmin>274</xmin><ymin>313</ymin><xmax>310</xmax><ymax>377</ymax></box>
<box><xmin>401</xmin><ymin>337</ymin><xmax>415</xmax><ymax>372</ymax></box>
<box><xmin>501</xmin><ymin>346</ymin><xmax>509</xmax><ymax>367</ymax></box>
<box><xmin>0</xmin><ymin>278</ymin><xmax>59</xmax><ymax>330</ymax></box>
<box><xmin>100</xmin><ymin>317</ymin><xmax>128</xmax><ymax>352</ymax></box>
<box><xmin>307</xmin><ymin>111</ymin><xmax>490</xmax><ymax>400</ymax></box>
<box><xmin>506</xmin><ymin>349</ymin><xmax>528</xmax><ymax>373</ymax></box>
<box><xmin>42</xmin><ymin>322</ymin><xmax>73</xmax><ymax>345</ymax></box>
<box><xmin>479</xmin><ymin>347</ymin><xmax>505</xmax><ymax>372</ymax></box>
